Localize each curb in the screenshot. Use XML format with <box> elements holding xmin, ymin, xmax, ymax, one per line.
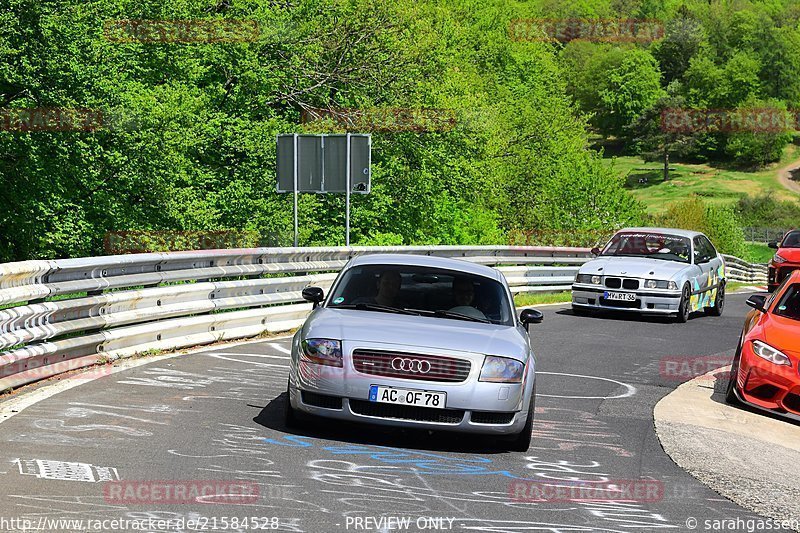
<box><xmin>654</xmin><ymin>364</ymin><xmax>800</xmax><ymax>529</ymax></box>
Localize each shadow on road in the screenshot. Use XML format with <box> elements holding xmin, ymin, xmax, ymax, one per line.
<box><xmin>253</xmin><ymin>392</ymin><xmax>513</xmax><ymax>454</ymax></box>
<box><xmin>556</xmin><ymin>308</ymin><xmax>697</xmax><ymax>324</ymax></box>
<box><xmin>707</xmin><ymin>369</ymin><xmax>800</xmax><ymax>428</ymax></box>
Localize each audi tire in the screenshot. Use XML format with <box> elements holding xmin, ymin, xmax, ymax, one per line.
<box><xmin>284</xmin><ymin>379</ymin><xmax>300</xmax><ymax>428</ymax></box>
<box><xmin>506</xmin><ymin>385</ymin><xmax>535</xmax><ymax>452</ymax></box>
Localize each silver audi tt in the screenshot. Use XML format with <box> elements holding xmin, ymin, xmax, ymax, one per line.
<box><xmin>572</xmin><ymin>227</ymin><xmax>726</xmax><ymax>322</ymax></box>
<box><xmin>285</xmin><ymin>254</ymin><xmax>542</xmax><ymax>451</ymax></box>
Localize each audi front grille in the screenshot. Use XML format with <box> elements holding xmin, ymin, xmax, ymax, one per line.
<box><xmin>351</xmin><ymin>349</ymin><xmax>471</xmax><ymax>383</ymax></box>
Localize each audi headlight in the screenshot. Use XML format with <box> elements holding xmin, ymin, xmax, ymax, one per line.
<box><xmin>773</xmin><ymin>253</ymin><xmax>787</xmax><ymax>264</ymax></box>
<box><xmin>644</xmin><ymin>280</ymin><xmax>678</xmax><ymax>290</ymax></box>
<box><xmin>301</xmin><ymin>338</ymin><xmax>343</xmax><ymax>367</ymax></box>
<box><xmin>576</xmin><ymin>274</ymin><xmax>601</xmax><ymax>285</ymax></box>
<box><xmin>480</xmin><ymin>356</ymin><xmax>524</xmax><ymax>383</ymax></box>
<box><xmin>752</xmin><ymin>340</ymin><xmax>791</xmax><ymax>366</ymax></box>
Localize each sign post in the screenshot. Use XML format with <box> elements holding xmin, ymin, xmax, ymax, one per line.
<box><xmin>276</xmin><ymin>133</ymin><xmax>370</xmax><ymax>247</ymax></box>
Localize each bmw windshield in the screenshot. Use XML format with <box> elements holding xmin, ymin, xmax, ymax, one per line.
<box><xmin>326</xmin><ymin>264</ymin><xmax>514</xmax><ymax>326</ymax></box>
<box><xmin>601</xmin><ymin>232</ymin><xmax>692</xmax><ymax>264</ymax></box>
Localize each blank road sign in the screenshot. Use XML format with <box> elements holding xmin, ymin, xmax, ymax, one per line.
<box><xmin>297</xmin><ymin>135</ymin><xmax>323</xmax><ymax>192</ymax></box>
<box><xmin>276</xmin><ymin>134</ymin><xmax>370</xmax><ymax>193</ymax></box>
<box><xmin>350</xmin><ymin>135</ymin><xmax>370</xmax><ymax>192</ymax></box>
<box><xmin>323</xmin><ymin>135</ymin><xmax>348</xmax><ymax>192</ymax></box>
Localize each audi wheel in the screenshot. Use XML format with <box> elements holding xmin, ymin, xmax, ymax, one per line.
<box><xmin>506</xmin><ymin>385</ymin><xmax>535</xmax><ymax>452</ymax></box>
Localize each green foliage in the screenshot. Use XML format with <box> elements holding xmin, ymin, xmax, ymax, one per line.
<box><xmin>656</xmin><ymin>196</ymin><xmax>747</xmax><ymax>257</ymax></box>
<box><xmin>736</xmin><ymin>193</ymin><xmax>800</xmax><ymax>229</ymax></box>
<box><xmin>0</xmin><ymin>0</ymin><xmax>648</xmax><ymax>261</ymax></box>
<box><xmin>562</xmin><ymin>45</ymin><xmax>664</xmax><ymax>137</ymax></box>
<box><xmin>723</xmin><ymin>100</ymin><xmax>794</xmax><ymax>166</ymax></box>
<box><xmin>742</xmin><ymin>242</ymin><xmax>776</xmax><ymax>264</ymax></box>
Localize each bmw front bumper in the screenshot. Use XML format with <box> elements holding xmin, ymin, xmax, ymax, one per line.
<box><xmin>571</xmin><ymin>284</ymin><xmax>682</xmax><ymax>314</ymax></box>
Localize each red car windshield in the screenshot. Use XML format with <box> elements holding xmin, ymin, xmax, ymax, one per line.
<box><xmin>774</xmin><ymin>284</ymin><xmax>800</xmax><ymax>321</ymax></box>
<box><xmin>781</xmin><ymin>231</ymin><xmax>800</xmax><ymax>248</ymax></box>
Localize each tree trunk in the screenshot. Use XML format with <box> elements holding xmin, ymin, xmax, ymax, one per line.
<box><xmin>663</xmin><ymin>147</ymin><xmax>669</xmax><ymax>182</ymax></box>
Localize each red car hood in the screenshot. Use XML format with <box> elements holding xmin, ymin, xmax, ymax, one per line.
<box><xmin>762</xmin><ymin>314</ymin><xmax>800</xmax><ymax>359</ymax></box>
<box><xmin>777</xmin><ymin>248</ymin><xmax>800</xmax><ymax>263</ymax></box>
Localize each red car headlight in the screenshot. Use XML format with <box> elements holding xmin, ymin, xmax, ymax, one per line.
<box><xmin>751</xmin><ymin>340</ymin><xmax>791</xmax><ymax>366</ymax></box>
<box><xmin>773</xmin><ymin>253</ymin><xmax>788</xmax><ymax>265</ymax></box>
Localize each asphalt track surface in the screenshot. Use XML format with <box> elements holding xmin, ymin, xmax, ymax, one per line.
<box><xmin>0</xmin><ymin>293</ymin><xmax>780</xmax><ymax>533</ymax></box>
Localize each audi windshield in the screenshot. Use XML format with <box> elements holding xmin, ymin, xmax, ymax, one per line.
<box><xmin>325</xmin><ymin>264</ymin><xmax>514</xmax><ymax>326</ymax></box>
<box><xmin>601</xmin><ymin>232</ymin><xmax>692</xmax><ymax>263</ymax></box>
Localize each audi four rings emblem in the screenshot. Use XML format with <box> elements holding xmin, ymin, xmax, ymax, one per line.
<box><xmin>391</xmin><ymin>357</ymin><xmax>431</xmax><ymax>373</ymax></box>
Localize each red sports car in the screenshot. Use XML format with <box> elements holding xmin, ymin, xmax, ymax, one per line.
<box><xmin>726</xmin><ymin>270</ymin><xmax>800</xmax><ymax>420</ymax></box>
<box><xmin>768</xmin><ymin>229</ymin><xmax>800</xmax><ymax>292</ymax></box>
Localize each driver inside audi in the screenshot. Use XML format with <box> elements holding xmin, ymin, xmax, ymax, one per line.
<box><xmin>449</xmin><ymin>277</ymin><xmax>487</xmax><ymax>320</ymax></box>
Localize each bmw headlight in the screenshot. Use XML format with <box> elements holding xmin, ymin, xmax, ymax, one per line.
<box><xmin>644</xmin><ymin>280</ymin><xmax>678</xmax><ymax>290</ymax></box>
<box><xmin>301</xmin><ymin>338</ymin><xmax>343</xmax><ymax>367</ymax></box>
<box><xmin>752</xmin><ymin>340</ymin><xmax>791</xmax><ymax>366</ymax></box>
<box><xmin>576</xmin><ymin>274</ymin><xmax>602</xmax><ymax>285</ymax></box>
<box><xmin>479</xmin><ymin>356</ymin><xmax>524</xmax><ymax>383</ymax></box>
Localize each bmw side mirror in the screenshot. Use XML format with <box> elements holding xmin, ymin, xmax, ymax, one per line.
<box><xmin>591</xmin><ymin>247</ymin><xmax>601</xmax><ymax>256</ymax></box>
<box><xmin>768</xmin><ymin>241</ymin><xmax>779</xmax><ymax>249</ymax></box>
<box><xmin>745</xmin><ymin>294</ymin><xmax>767</xmax><ymax>312</ymax></box>
<box><xmin>520</xmin><ymin>308</ymin><xmax>544</xmax><ymax>329</ymax></box>
<box><xmin>302</xmin><ymin>286</ymin><xmax>325</xmax><ymax>309</ymax></box>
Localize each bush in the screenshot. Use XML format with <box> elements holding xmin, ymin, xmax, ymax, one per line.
<box><xmin>736</xmin><ymin>193</ymin><xmax>800</xmax><ymax>229</ymax></box>
<box><xmin>656</xmin><ymin>196</ymin><xmax>747</xmax><ymax>258</ymax></box>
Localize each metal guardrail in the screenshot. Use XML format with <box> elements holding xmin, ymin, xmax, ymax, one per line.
<box><xmin>0</xmin><ymin>246</ymin><xmax>765</xmax><ymax>391</ymax></box>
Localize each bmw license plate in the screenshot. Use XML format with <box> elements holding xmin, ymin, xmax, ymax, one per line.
<box><xmin>369</xmin><ymin>385</ymin><xmax>446</xmax><ymax>409</ymax></box>
<box><xmin>604</xmin><ymin>291</ymin><xmax>636</xmax><ymax>302</ymax></box>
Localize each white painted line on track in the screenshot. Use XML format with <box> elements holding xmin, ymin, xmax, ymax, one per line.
<box><xmin>267</xmin><ymin>342</ymin><xmax>292</xmax><ymax>354</ymax></box>
<box><xmin>0</xmin><ymin>334</ymin><xmax>293</xmax><ymax>425</ymax></box>
<box><xmin>536</xmin><ymin>371</ymin><xmax>637</xmax><ymax>400</ymax></box>
<box><xmin>206</xmin><ymin>352</ymin><xmax>290</xmax><ymax>360</ymax></box>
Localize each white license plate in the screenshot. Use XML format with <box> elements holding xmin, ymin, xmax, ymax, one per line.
<box><xmin>604</xmin><ymin>291</ymin><xmax>636</xmax><ymax>302</ymax></box>
<box><xmin>369</xmin><ymin>385</ymin><xmax>446</xmax><ymax>409</ymax></box>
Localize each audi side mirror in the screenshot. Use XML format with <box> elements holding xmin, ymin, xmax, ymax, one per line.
<box><xmin>302</xmin><ymin>286</ymin><xmax>325</xmax><ymax>309</ymax></box>
<box><xmin>591</xmin><ymin>247</ymin><xmax>601</xmax><ymax>256</ymax></box>
<box><xmin>745</xmin><ymin>294</ymin><xmax>767</xmax><ymax>313</ymax></box>
<box><xmin>768</xmin><ymin>241</ymin><xmax>779</xmax><ymax>249</ymax></box>
<box><xmin>520</xmin><ymin>308</ymin><xmax>543</xmax><ymax>330</ymax></box>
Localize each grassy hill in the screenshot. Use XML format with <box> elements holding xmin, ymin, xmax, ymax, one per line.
<box><xmin>606</xmin><ymin>145</ymin><xmax>800</xmax><ymax>214</ymax></box>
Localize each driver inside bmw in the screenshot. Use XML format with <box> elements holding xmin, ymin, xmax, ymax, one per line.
<box><xmin>449</xmin><ymin>278</ymin><xmax>487</xmax><ymax>320</ymax></box>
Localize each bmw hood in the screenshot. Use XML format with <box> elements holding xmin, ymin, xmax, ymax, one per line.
<box><xmin>579</xmin><ymin>257</ymin><xmax>690</xmax><ymax>280</ymax></box>
<box><xmin>301</xmin><ymin>308</ymin><xmax>529</xmax><ymax>361</ymax></box>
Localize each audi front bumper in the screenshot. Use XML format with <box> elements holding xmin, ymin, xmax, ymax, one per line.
<box><xmin>288</xmin><ymin>338</ymin><xmax>535</xmax><ymax>435</ymax></box>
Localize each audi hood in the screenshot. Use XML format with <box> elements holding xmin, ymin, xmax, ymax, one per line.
<box><xmin>300</xmin><ymin>308</ymin><xmax>530</xmax><ymax>362</ymax></box>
